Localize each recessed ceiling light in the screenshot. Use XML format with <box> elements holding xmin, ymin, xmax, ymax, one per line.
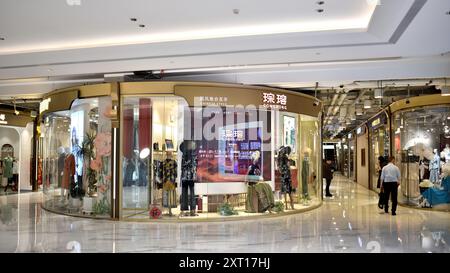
<box><xmin>233</xmin><ymin>9</ymin><xmax>240</xmax><ymax>15</ymax></box>
<box><xmin>317</xmin><ymin>1</ymin><xmax>325</xmax><ymax>5</ymax></box>
<box><xmin>446</xmin><ymin>11</ymin><xmax>450</xmax><ymax>15</ymax></box>
<box><xmin>316</xmin><ymin>9</ymin><xmax>324</xmax><ymax>13</ymax></box>
<box><xmin>130</xmin><ymin>18</ymin><xmax>137</xmax><ymax>22</ymax></box>
<box><xmin>0</xmin><ymin>37</ymin><xmax>5</xmax><ymax>41</ymax></box>
<box><xmin>139</xmin><ymin>24</ymin><xmax>145</xmax><ymax>28</ymax></box>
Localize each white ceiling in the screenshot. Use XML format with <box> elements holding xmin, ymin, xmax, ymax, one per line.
<box><xmin>0</xmin><ymin>0</ymin><xmax>449</xmax><ymax>99</ymax></box>
<box><xmin>0</xmin><ymin>0</ymin><xmax>377</xmax><ymax>54</ymax></box>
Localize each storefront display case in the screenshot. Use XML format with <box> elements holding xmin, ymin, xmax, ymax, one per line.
<box><xmin>119</xmin><ymin>82</ymin><xmax>323</xmax><ymax>221</ymax></box>
<box><xmin>40</xmin><ymin>84</ymin><xmax>118</xmax><ymax>218</ymax></box>
<box><xmin>368</xmin><ymin>111</ymin><xmax>390</xmax><ymax>192</ymax></box>
<box><xmin>390</xmin><ymin>95</ymin><xmax>450</xmax><ymax>211</ymax></box>
<box><xmin>40</xmin><ymin>81</ymin><xmax>323</xmax><ymax>221</ymax></box>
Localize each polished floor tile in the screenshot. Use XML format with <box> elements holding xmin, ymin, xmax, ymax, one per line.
<box><xmin>0</xmin><ymin>174</ymin><xmax>449</xmax><ymax>253</ymax></box>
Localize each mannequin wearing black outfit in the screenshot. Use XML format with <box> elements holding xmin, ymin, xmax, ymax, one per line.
<box><xmin>180</xmin><ymin>140</ymin><xmax>198</xmax><ymax>216</ymax></box>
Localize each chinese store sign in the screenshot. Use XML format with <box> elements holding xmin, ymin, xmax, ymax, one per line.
<box><xmin>196</xmin><ymin>96</ymin><xmax>228</xmax><ymax>107</ymax></box>
<box><xmin>262</xmin><ymin>92</ymin><xmax>287</xmax><ymax>110</ymax></box>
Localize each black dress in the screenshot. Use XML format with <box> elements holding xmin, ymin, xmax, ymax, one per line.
<box><xmin>278</xmin><ymin>155</ymin><xmax>293</xmax><ymax>194</ymax></box>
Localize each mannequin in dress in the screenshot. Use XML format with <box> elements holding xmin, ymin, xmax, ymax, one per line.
<box><xmin>430</xmin><ymin>149</ymin><xmax>440</xmax><ymax>184</ymax></box>
<box><xmin>277</xmin><ymin>146</ymin><xmax>294</xmax><ymax>210</ymax></box>
<box><xmin>441</xmin><ymin>144</ymin><xmax>450</xmax><ymax>163</ymax></box>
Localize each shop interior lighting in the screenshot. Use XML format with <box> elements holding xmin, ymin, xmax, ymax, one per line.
<box><xmin>374</xmin><ymin>82</ymin><xmax>383</xmax><ymax>99</ymax></box>
<box><xmin>139</xmin><ymin>148</ymin><xmax>150</xmax><ymax>159</ymax></box>
<box><xmin>363</xmin><ymin>100</ymin><xmax>371</xmax><ymax>109</ymax></box>
<box><xmin>356</xmin><ymin>108</ymin><xmax>363</xmax><ymax>116</ymax></box>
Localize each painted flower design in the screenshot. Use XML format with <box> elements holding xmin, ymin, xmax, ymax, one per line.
<box><xmin>90</xmin><ymin>157</ymin><xmax>102</xmax><ymax>171</ymax></box>
<box><xmin>98</xmin><ymin>183</ymin><xmax>108</xmax><ymax>194</ymax></box>
<box><xmin>94</xmin><ymin>132</ymin><xmax>112</xmax><ymax>157</ymax></box>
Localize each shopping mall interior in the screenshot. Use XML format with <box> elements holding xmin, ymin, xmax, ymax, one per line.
<box><xmin>0</xmin><ymin>0</ymin><xmax>449</xmax><ymax>255</ymax></box>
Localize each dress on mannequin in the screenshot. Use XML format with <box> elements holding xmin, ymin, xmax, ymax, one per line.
<box><xmin>430</xmin><ymin>150</ymin><xmax>440</xmax><ymax>183</ymax></box>
<box><xmin>301</xmin><ymin>155</ymin><xmax>310</xmax><ymax>198</ymax></box>
<box><xmin>62</xmin><ymin>154</ymin><xmax>75</xmax><ymax>198</ymax></box>
<box><xmin>180</xmin><ymin>141</ymin><xmax>197</xmax><ymax>216</ymax></box>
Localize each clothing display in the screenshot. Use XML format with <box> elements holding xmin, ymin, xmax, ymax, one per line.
<box><xmin>246</xmin><ymin>182</ymin><xmax>274</xmax><ymax>213</ymax></box>
<box><xmin>153</xmin><ymin>160</ymin><xmax>163</xmax><ymax>189</ymax></box>
<box><xmin>62</xmin><ymin>154</ymin><xmax>75</xmax><ymax>190</ymax></box>
<box><xmin>301</xmin><ymin>158</ymin><xmax>309</xmax><ymax>197</ymax></box>
<box><xmin>430</xmin><ymin>152</ymin><xmax>440</xmax><ymax>183</ymax></box>
<box><xmin>421</xmin><ymin>176</ymin><xmax>450</xmax><ymax>206</ymax></box>
<box><xmin>2</xmin><ymin>156</ymin><xmax>13</xmax><ymax>179</ymax></box>
<box><xmin>278</xmin><ymin>147</ymin><xmax>293</xmax><ymax>194</ymax></box>
<box><xmin>180</xmin><ymin>141</ymin><xmax>198</xmax><ymax>212</ymax></box>
<box><xmin>58</xmin><ymin>152</ymin><xmax>66</xmax><ymax>187</ymax></box>
<box><xmin>162</xmin><ymin>158</ymin><xmax>177</xmax><ymax>208</ymax></box>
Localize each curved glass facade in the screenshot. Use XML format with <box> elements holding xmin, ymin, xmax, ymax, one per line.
<box><xmin>393</xmin><ymin>105</ymin><xmax>450</xmax><ymax>211</ymax></box>
<box><xmin>41</xmin><ymin>96</ymin><xmax>113</xmax><ymax>218</ymax></box>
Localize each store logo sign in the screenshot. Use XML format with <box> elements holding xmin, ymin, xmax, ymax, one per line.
<box><xmin>262</xmin><ymin>92</ymin><xmax>287</xmax><ymax>110</ymax></box>
<box><xmin>40</xmin><ymin>98</ymin><xmax>51</xmax><ymax>113</ymax></box>
<box><xmin>0</xmin><ymin>114</ymin><xmax>7</xmax><ymax>125</ymax></box>
<box><xmin>371</xmin><ymin>118</ymin><xmax>380</xmax><ymax>127</ymax></box>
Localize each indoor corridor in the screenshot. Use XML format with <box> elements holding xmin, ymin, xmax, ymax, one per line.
<box><xmin>0</xmin><ymin>174</ymin><xmax>448</xmax><ymax>253</ymax></box>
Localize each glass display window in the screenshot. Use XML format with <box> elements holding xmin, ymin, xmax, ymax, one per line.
<box><xmin>368</xmin><ymin>113</ymin><xmax>390</xmax><ymax>192</ymax></box>
<box><xmin>41</xmin><ymin>96</ymin><xmax>113</xmax><ymax>218</ymax></box>
<box><xmin>393</xmin><ymin>105</ymin><xmax>450</xmax><ymax>211</ymax></box>
<box><xmin>120</xmin><ymin>94</ymin><xmax>322</xmax><ymax>221</ymax></box>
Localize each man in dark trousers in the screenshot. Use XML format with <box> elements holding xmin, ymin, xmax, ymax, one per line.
<box><xmin>323</xmin><ymin>159</ymin><xmax>333</xmax><ymax>197</ymax></box>
<box><xmin>380</xmin><ymin>156</ymin><xmax>401</xmax><ymax>215</ymax></box>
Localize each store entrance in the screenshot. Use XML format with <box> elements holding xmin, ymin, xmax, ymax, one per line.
<box><xmin>122</xmin><ymin>96</ymin><xmax>185</xmax><ymax>218</ymax></box>
<box><xmin>369</xmin><ymin>126</ymin><xmax>390</xmax><ymax>192</ymax></box>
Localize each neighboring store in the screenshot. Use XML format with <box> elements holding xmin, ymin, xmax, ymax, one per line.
<box><xmin>0</xmin><ymin>108</ymin><xmax>36</xmax><ymax>194</ymax></box>
<box><xmin>368</xmin><ymin>111</ymin><xmax>390</xmax><ymax>193</ymax></box>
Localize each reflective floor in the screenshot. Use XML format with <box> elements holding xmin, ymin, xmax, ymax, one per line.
<box><xmin>0</xmin><ymin>174</ymin><xmax>449</xmax><ymax>253</ymax></box>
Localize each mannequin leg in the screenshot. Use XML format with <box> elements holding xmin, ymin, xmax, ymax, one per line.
<box><xmin>189</xmin><ymin>183</ymin><xmax>196</xmax><ymax>216</ymax></box>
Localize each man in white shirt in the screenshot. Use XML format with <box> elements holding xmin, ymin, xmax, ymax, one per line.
<box><xmin>380</xmin><ymin>156</ymin><xmax>401</xmax><ymax>215</ymax></box>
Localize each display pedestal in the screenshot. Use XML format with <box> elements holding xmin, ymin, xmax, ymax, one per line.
<box><xmin>82</xmin><ymin>197</ymin><xmax>96</xmax><ymax>215</ymax></box>
<box><xmin>68</xmin><ymin>197</ymin><xmax>81</xmax><ymax>213</ymax></box>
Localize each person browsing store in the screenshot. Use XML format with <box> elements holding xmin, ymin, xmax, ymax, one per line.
<box><xmin>380</xmin><ymin>156</ymin><xmax>401</xmax><ymax>216</ymax></box>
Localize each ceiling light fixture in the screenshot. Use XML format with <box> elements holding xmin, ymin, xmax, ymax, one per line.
<box><xmin>130</xmin><ymin>18</ymin><xmax>137</xmax><ymax>22</ymax></box>
<box><xmin>0</xmin><ymin>37</ymin><xmax>5</xmax><ymax>41</ymax></box>
<box><xmin>316</xmin><ymin>9</ymin><xmax>324</xmax><ymax>13</ymax></box>
<box><xmin>317</xmin><ymin>1</ymin><xmax>325</xmax><ymax>5</ymax></box>
<box><xmin>364</xmin><ymin>100</ymin><xmax>371</xmax><ymax>109</ymax></box>
<box><xmin>139</xmin><ymin>24</ymin><xmax>146</xmax><ymax>28</ymax></box>
<box><xmin>233</xmin><ymin>9</ymin><xmax>240</xmax><ymax>15</ymax></box>
<box><xmin>356</xmin><ymin>108</ymin><xmax>363</xmax><ymax>116</ymax></box>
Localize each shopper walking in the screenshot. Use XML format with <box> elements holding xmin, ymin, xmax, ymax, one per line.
<box><xmin>323</xmin><ymin>159</ymin><xmax>333</xmax><ymax>197</ymax></box>
<box><xmin>380</xmin><ymin>156</ymin><xmax>401</xmax><ymax>215</ymax></box>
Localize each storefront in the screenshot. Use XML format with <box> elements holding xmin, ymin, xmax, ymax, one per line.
<box><xmin>368</xmin><ymin>111</ymin><xmax>390</xmax><ymax>192</ymax></box>
<box><xmin>356</xmin><ymin>125</ymin><xmax>369</xmax><ymax>188</ymax></box>
<box><xmin>0</xmin><ymin>108</ymin><xmax>36</xmax><ymax>195</ymax></box>
<box><xmin>38</xmin><ymin>81</ymin><xmax>323</xmax><ymax>221</ymax></box>
<box><xmin>390</xmin><ymin>94</ymin><xmax>450</xmax><ymax>211</ymax></box>
<box><xmin>348</xmin><ymin>132</ymin><xmax>356</xmax><ymax>181</ymax></box>
<box><xmin>119</xmin><ymin>82</ymin><xmax>323</xmax><ymax>221</ymax></box>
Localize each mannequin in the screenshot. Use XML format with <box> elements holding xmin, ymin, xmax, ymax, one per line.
<box><xmin>62</xmin><ymin>151</ymin><xmax>75</xmax><ymax>199</ymax></box>
<box><xmin>2</xmin><ymin>155</ymin><xmax>13</xmax><ymax>192</ymax></box>
<box><xmin>419</xmin><ymin>159</ymin><xmax>428</xmax><ymax>182</ymax></box>
<box><xmin>278</xmin><ymin>146</ymin><xmax>294</xmax><ymax>210</ymax></box>
<box><xmin>430</xmin><ymin>149</ymin><xmax>440</xmax><ymax>184</ymax></box>
<box><xmin>302</xmin><ymin>150</ymin><xmax>310</xmax><ymax>199</ymax></box>
<box><xmin>57</xmin><ymin>147</ymin><xmax>66</xmax><ymax>189</ymax></box>
<box><xmin>441</xmin><ymin>144</ymin><xmax>450</xmax><ymax>163</ymax></box>
<box><xmin>162</xmin><ymin>151</ymin><xmax>177</xmax><ymax>216</ymax></box>
<box><xmin>180</xmin><ymin>140</ymin><xmax>198</xmax><ymax>217</ymax></box>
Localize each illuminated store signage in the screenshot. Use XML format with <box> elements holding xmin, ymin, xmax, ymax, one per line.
<box><xmin>262</xmin><ymin>92</ymin><xmax>287</xmax><ymax>110</ymax></box>
<box><xmin>371</xmin><ymin>118</ymin><xmax>380</xmax><ymax>127</ymax></box>
<box><xmin>0</xmin><ymin>114</ymin><xmax>7</xmax><ymax>125</ymax></box>
<box><xmin>196</xmin><ymin>96</ymin><xmax>228</xmax><ymax>106</ymax></box>
<box><xmin>40</xmin><ymin>98</ymin><xmax>51</xmax><ymax>113</ymax></box>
